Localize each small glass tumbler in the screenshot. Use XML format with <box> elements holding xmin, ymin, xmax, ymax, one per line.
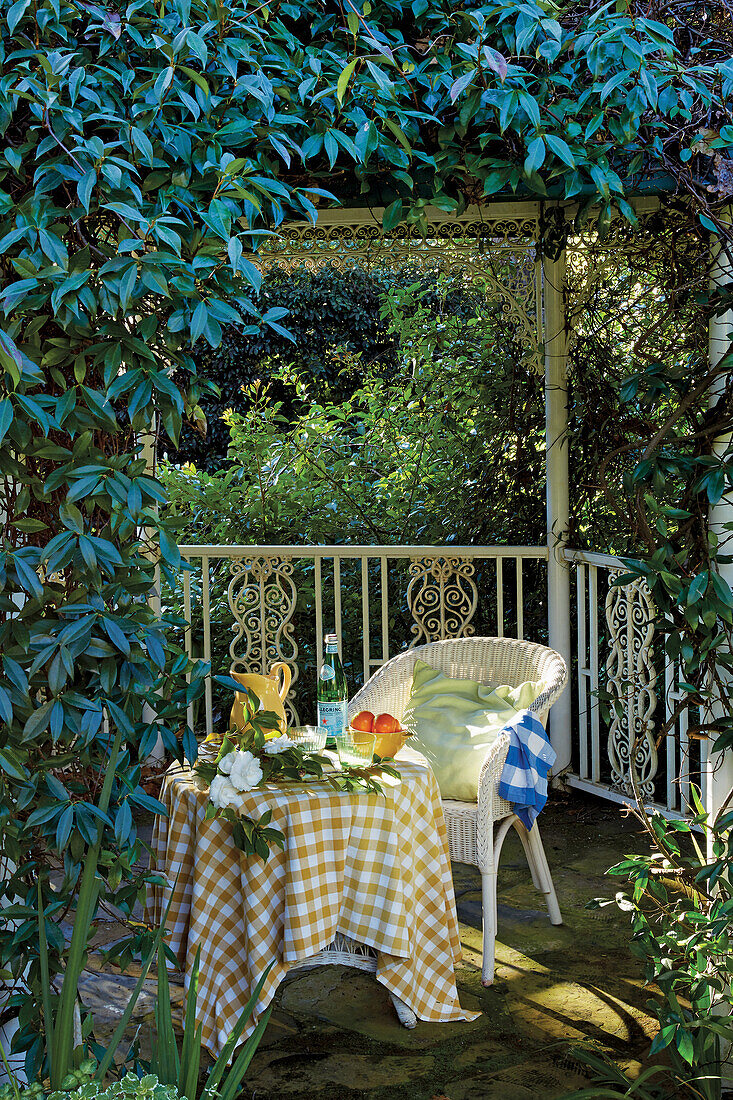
<box><xmin>336</xmin><ymin>730</ymin><xmax>376</xmax><ymax>768</ymax></box>
<box><xmin>289</xmin><ymin>725</ymin><xmax>328</xmax><ymax>753</ymax></box>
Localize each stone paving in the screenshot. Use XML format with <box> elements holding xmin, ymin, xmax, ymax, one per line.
<box><xmin>86</xmin><ymin>790</ymin><xmax>657</xmax><ymax>1099</ymax></box>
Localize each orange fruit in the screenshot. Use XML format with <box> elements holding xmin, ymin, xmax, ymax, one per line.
<box><xmin>374</xmin><ymin>712</ymin><xmax>400</xmax><ymax>734</ymax></box>
<box><xmin>351</xmin><ymin>710</ymin><xmax>375</xmax><ymax>733</ymax></box>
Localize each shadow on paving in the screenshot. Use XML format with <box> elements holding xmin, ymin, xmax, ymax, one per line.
<box><xmin>85</xmin><ymin>790</ymin><xmax>656</xmax><ymax>1100</ymax></box>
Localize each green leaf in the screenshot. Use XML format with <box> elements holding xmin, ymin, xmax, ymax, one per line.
<box><xmin>0</xmin><ymin>748</ymin><xmax>26</xmax><ymax>781</ymax></box>
<box><xmin>77</xmin><ymin>170</ymin><xmax>96</xmax><ymax>213</ymax></box>
<box><xmin>524</xmin><ymin>135</ymin><xmax>545</xmax><ymax>175</ymax></box>
<box><xmin>0</xmin><ymin>330</ymin><xmax>24</xmax><ymax>387</ymax></box>
<box><xmin>103</xmin><ymin>202</ymin><xmax>147</xmax><ymax>225</ymax></box>
<box><xmin>23</xmin><ymin>701</ymin><xmax>54</xmax><ymax>742</ymax></box>
<box><xmin>7</xmin><ymin>0</ymin><xmax>30</xmax><ymax>34</ymax></box>
<box><xmin>706</xmin><ymin>469</ymin><xmax>725</xmax><ymax>503</ymax></box>
<box><xmin>204</xmin><ymin>200</ymin><xmax>231</xmax><ymax>241</ymax></box>
<box><xmin>449</xmin><ymin>70</ymin><xmax>476</xmax><ymax>104</ymax></box>
<box><xmin>674</xmin><ymin>1028</ymin><xmax>695</xmax><ymax>1065</ymax></box>
<box><xmin>498</xmin><ymin>90</ymin><xmax>518</xmax><ymax>132</ymax></box>
<box><xmin>191</xmin><ymin>301</ymin><xmax>208</xmax><ymax>344</ymax></box>
<box><xmin>14</xmin><ymin>555</ymin><xmax>43</xmax><ymax>600</ymax></box>
<box><xmin>711</xmin><ymin>571</ymin><xmax>733</xmax><ymax>607</ymax></box>
<box><xmin>0</xmin><ymin>399</ymin><xmax>13</xmax><ymax>443</ymax></box>
<box><xmin>383</xmin><ymin>119</ymin><xmax>412</xmax><ymax>158</ymax></box>
<box><xmin>56</xmin><ymin>805</ymin><xmax>74</xmax><ymax>851</ymax></box>
<box><xmin>545</xmin><ymin>134</ymin><xmax>576</xmax><ymax>168</ymax></box>
<box><xmin>336</xmin><ymin>59</ymin><xmax>358</xmax><ymax>105</ymax></box>
<box><xmin>324</xmin><ymin>130</ymin><xmax>339</xmax><ymax>169</ymax></box>
<box><xmin>687</xmin><ymin>571</ymin><xmax>708</xmax><ymax>603</ymax></box>
<box><xmin>227</xmin><ymin>236</ymin><xmax>243</xmax><ymax>273</ymax></box>
<box><xmin>159</xmin><ymin>528</ymin><xmax>182</xmax><ymax>568</ymax></box>
<box><xmin>518</xmin><ymin>91</ymin><xmax>541</xmax><ymax>128</ymax></box>
<box><xmin>12</xmin><ymin>518</ymin><xmax>48</xmax><ymax>533</ymax></box>
<box><xmin>102</xmin><ymin>618</ymin><xmax>131</xmax><ymax>656</ymax></box>
<box><xmin>38</xmin><ymin>229</ymin><xmax>68</xmax><ymax>266</ymax></box>
<box><xmin>382</xmin><ymin>200</ymin><xmax>403</xmax><ymax>230</ymax></box>
<box><xmin>601</xmin><ymin>70</ymin><xmax>631</xmax><ymax>103</ymax></box>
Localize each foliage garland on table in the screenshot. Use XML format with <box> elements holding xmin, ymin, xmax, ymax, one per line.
<box><xmin>193</xmin><ymin>688</ymin><xmax>400</xmax><ymax>861</ymax></box>
<box><xmin>0</xmin><ymin>0</ymin><xmax>732</xmax><ymax>1091</ymax></box>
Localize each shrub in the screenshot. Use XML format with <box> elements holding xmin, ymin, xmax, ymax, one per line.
<box><xmin>172</xmin><ymin>264</ymin><xmax>493</xmax><ymax>471</ymax></box>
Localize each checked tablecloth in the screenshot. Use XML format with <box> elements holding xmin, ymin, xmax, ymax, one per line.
<box><xmin>148</xmin><ymin>758</ymin><xmax>477</xmax><ymax>1055</ymax></box>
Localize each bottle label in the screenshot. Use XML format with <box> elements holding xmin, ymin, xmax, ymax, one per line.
<box><xmin>319</xmin><ymin>665</ymin><xmax>335</xmax><ymax>681</ymax></box>
<box><xmin>317</xmin><ymin>700</ymin><xmax>348</xmax><ymax>740</ymax></box>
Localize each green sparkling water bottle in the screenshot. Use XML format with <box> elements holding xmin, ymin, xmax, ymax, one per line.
<box><xmin>317</xmin><ymin>633</ymin><xmax>348</xmax><ymax>748</ymax></box>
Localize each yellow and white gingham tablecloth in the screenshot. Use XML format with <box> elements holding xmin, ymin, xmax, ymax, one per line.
<box><xmin>148</xmin><ymin>757</ymin><xmax>477</xmax><ymax>1055</ymax></box>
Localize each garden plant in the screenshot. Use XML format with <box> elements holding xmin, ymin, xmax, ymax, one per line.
<box><xmin>0</xmin><ymin>0</ymin><xmax>731</xmax><ymax>1097</ymax></box>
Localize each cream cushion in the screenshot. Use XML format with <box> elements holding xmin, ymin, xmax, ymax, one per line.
<box><xmin>402</xmin><ymin>659</ymin><xmax>546</xmax><ymax>802</ymax></box>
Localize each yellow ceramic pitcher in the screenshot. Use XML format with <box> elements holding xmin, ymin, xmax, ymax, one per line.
<box><xmin>228</xmin><ymin>663</ymin><xmax>291</xmax><ymax>739</ymax></box>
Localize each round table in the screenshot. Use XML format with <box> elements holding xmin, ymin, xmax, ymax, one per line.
<box><xmin>148</xmin><ymin>754</ymin><xmax>477</xmax><ymax>1055</ymax></box>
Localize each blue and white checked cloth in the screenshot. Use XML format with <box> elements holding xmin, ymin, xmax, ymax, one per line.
<box><xmin>497</xmin><ymin>708</ymin><xmax>556</xmax><ymax>830</ymax></box>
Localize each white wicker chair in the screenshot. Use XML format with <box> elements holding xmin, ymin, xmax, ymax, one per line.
<box><xmin>348</xmin><ymin>636</ymin><xmax>568</xmax><ymax>986</ymax></box>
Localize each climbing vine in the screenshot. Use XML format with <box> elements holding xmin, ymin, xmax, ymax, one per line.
<box><xmin>0</xmin><ymin>0</ymin><xmax>732</xmax><ymax>1088</ymax></box>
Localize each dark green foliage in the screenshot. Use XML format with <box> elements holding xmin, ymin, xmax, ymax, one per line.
<box><xmin>0</xmin><ymin>0</ymin><xmax>324</xmax><ymax>1081</ymax></box>
<box><xmin>568</xmin><ymin>802</ymin><xmax>733</xmax><ymax>1100</ymax></box>
<box><xmin>162</xmin><ymin>280</ymin><xmax>547</xmax><ymax>719</ymax></box>
<box><xmin>174</xmin><ymin>264</ymin><xmax>400</xmax><ymax>468</ymax></box>
<box><xmin>164</xmin><ymin>277</ymin><xmax>543</xmax><ymax>550</ymax></box>
<box><xmin>0</xmin><ymin>0</ymin><xmax>731</xmax><ymax>1089</ymax></box>
<box><xmin>566</xmin><ymin>214</ymin><xmax>710</xmax><ymax>553</ymax></box>
<box><xmin>174</xmin><ymin>263</ymin><xmax>492</xmax><ymax>469</ymax></box>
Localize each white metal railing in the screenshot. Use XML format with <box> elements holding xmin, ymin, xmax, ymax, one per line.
<box><xmin>170</xmin><ymin>540</ymin><xmax>702</xmax><ymax>820</ymax></box>
<box><xmin>563</xmin><ymin>548</ymin><xmax>705</xmax><ymax>820</ymax></box>
<box><xmin>174</xmin><ymin>544</ymin><xmax>548</xmax><ymax>736</ymax></box>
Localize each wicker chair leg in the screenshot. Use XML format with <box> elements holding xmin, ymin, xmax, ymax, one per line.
<box><xmin>389</xmin><ymin>992</ymin><xmax>417</xmax><ymax>1028</ymax></box>
<box><xmin>518</xmin><ymin>821</ymin><xmax>563</xmax><ymax>926</ymax></box>
<box><xmin>480</xmin><ymin>870</ymin><xmax>498</xmax><ymax>987</ymax></box>
<box><xmin>514</xmin><ymin>823</ymin><xmax>542</xmax><ymax>890</ymax></box>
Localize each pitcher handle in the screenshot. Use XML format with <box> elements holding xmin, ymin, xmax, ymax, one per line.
<box><xmin>270</xmin><ymin>662</ymin><xmax>291</xmax><ymax>702</ymax></box>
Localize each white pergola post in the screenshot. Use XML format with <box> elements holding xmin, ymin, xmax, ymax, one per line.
<box><xmin>543</xmin><ymin>247</ymin><xmax>572</xmax><ymax>773</ymax></box>
<box><xmin>707</xmin><ymin>214</ymin><xmax>733</xmax><ymax>839</ymax></box>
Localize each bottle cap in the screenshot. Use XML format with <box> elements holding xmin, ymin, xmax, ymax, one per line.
<box><xmin>325</xmin><ymin>632</ymin><xmax>338</xmax><ymax>642</ymax></box>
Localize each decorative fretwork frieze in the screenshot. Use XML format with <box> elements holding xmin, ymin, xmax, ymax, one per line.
<box><xmin>407</xmin><ymin>556</ymin><xmax>478</xmax><ymax>646</ymax></box>
<box><xmin>227</xmin><ymin>555</ymin><xmax>300</xmax><ymax>724</ymax></box>
<box><xmin>605</xmin><ymin>572</ymin><xmax>658</xmax><ymax>800</ymax></box>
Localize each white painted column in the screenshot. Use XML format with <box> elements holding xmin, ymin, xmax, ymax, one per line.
<box><xmin>543</xmin><ymin>248</ymin><xmax>573</xmax><ymax>774</ymax></box>
<box><xmin>707</xmin><ymin>214</ymin><xmax>733</xmax><ymax>838</ymax></box>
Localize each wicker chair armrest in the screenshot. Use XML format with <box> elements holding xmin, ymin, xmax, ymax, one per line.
<box><xmin>529</xmin><ymin>655</ymin><xmax>568</xmax><ymax>716</ymax></box>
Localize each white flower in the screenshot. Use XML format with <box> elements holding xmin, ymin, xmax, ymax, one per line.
<box><xmin>218</xmin><ymin>751</ymin><xmax>235</xmax><ymax>775</ymax></box>
<box><xmin>263</xmin><ymin>735</ymin><xmax>295</xmax><ymax>755</ymax></box>
<box><xmin>209</xmin><ymin>775</ymin><xmax>245</xmax><ymax>812</ymax></box>
<box><xmin>229</xmin><ymin>750</ymin><xmax>264</xmax><ymax>792</ymax></box>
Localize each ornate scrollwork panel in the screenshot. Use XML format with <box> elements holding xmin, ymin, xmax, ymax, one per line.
<box><xmin>407</xmin><ymin>557</ymin><xmax>477</xmax><ymax>646</ymax></box>
<box><xmin>227</xmin><ymin>556</ymin><xmax>300</xmax><ymax>724</ymax></box>
<box><xmin>605</xmin><ymin>572</ymin><xmax>658</xmax><ymax>800</ymax></box>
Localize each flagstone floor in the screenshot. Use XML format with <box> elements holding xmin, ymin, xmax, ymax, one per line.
<box><xmin>86</xmin><ymin>790</ymin><xmax>657</xmax><ymax>1099</ymax></box>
